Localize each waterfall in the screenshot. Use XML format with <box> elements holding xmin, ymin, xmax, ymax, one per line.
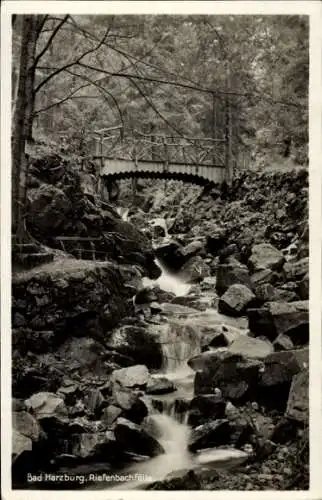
<box><xmin>117</xmin><ymin>207</ymin><xmax>129</xmax><ymax>221</ymax></box>
<box><xmin>104</xmin><ymin>212</ymin><xmax>250</xmax><ymax>492</ymax></box>
<box><xmin>111</xmin><ymin>396</ymin><xmax>193</xmax><ymax>490</ymax></box>
<box><xmin>159</xmin><ymin>321</ymin><xmax>201</xmax><ymax>373</ymax></box>
<box><xmin>143</xmin><ymin>257</ymin><xmax>191</xmax><ymax>296</ymax></box>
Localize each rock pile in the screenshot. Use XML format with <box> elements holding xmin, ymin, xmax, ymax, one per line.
<box><xmin>12</xmin><ymin>364</ymin><xmax>168</xmax><ymax>487</ymax></box>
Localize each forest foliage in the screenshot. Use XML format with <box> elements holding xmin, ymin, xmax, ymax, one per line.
<box><xmin>11</xmin><ymin>14</ymin><xmax>308</xmax><ymax>232</ymax></box>
<box><xmin>12</xmin><ymin>14</ymin><xmax>308</xmax><ymax>158</ymax></box>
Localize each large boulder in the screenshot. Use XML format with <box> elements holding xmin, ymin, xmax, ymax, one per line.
<box><xmin>110</xmin><ymin>365</ymin><xmax>149</xmax><ymax>410</ymax></box>
<box><xmin>122</xmin><ymin>398</ymin><xmax>149</xmax><ymax>425</ymax></box>
<box><xmin>146</xmin><ymin>377</ymin><xmax>176</xmax><ymax>395</ymax></box>
<box><xmin>218</xmin><ymin>284</ymin><xmax>256</xmax><ymax>317</ymax></box>
<box><xmin>200</xmin><ymin>324</ymin><xmax>243</xmax><ymax>350</ymax></box>
<box><xmin>285</xmin><ymin>369</ymin><xmax>309</xmax><ymax>424</ymax></box>
<box><xmin>253</xmin><ymin>283</ymin><xmax>276</xmax><ymax>303</ymax></box>
<box><xmin>188</xmin><ymin>419</ymin><xmax>231</xmax><ymax>452</ymax></box>
<box><xmin>133</xmin><ymin>287</ymin><xmax>158</xmax><ymax>306</ymax></box>
<box><xmin>248</xmin><ymin>243</ymin><xmax>285</xmax><ymax>273</ymax></box>
<box><xmin>260</xmin><ymin>349</ymin><xmax>308</xmax><ymax>388</ymax></box>
<box><xmin>178</xmin><ymin>256</ymin><xmax>211</xmax><ymax>283</ymax></box>
<box><xmin>27</xmin><ymin>184</ymin><xmax>72</xmax><ymax>234</ymax></box>
<box><xmin>248</xmin><ymin>300</ymin><xmax>309</xmax><ymax>344</ymax></box>
<box><xmin>25</xmin><ymin>392</ymin><xmax>69</xmax><ymax>435</ymax></box>
<box><xmin>114</xmin><ymin>417</ymin><xmax>165</xmax><ymax>457</ymax></box>
<box><xmin>188</xmin><ymin>394</ymin><xmax>226</xmax><ymax>427</ymax></box>
<box><xmin>68</xmin><ymin>416</ymin><xmax>107</xmax><ymax>434</ymax></box>
<box><xmin>228</xmin><ymin>335</ymin><xmax>274</xmax><ymax>359</ymax></box>
<box><xmin>72</xmin><ymin>431</ymin><xmax>118</xmax><ymax>460</ymax></box>
<box><xmin>283</xmin><ymin>257</ymin><xmax>309</xmax><ymax>281</ymax></box>
<box><xmin>218</xmin><ymin>244</ymin><xmax>240</xmax><ymax>263</ymax></box>
<box><xmin>206</xmin><ymin>229</ymin><xmax>228</xmax><ymax>255</ymax></box>
<box><xmin>12</xmin><ymin>430</ymin><xmax>32</xmax><ymax>463</ymax></box>
<box><xmin>12</xmin><ymin>411</ymin><xmax>40</xmax><ymax>442</ymax></box>
<box><xmin>270</xmin><ymin>288</ymin><xmax>299</xmax><ymax>303</ymax></box>
<box><xmin>107</xmin><ymin>325</ymin><xmax>163</xmax><ymax>370</ymax></box>
<box><xmin>101</xmin><ymin>405</ymin><xmax>122</xmax><ymax>427</ymax></box>
<box><xmin>216</xmin><ymin>263</ymin><xmax>252</xmax><ymax>296</ymax></box>
<box><xmin>298</xmin><ymin>272</ymin><xmax>309</xmax><ymax>300</ymax></box>
<box><xmin>25</xmin><ymin>392</ymin><xmax>68</xmax><ymax>421</ymax></box>
<box><xmin>190</xmin><ymin>351</ymin><xmax>263</xmax><ymax>402</ymax></box>
<box><xmin>273</xmin><ymin>334</ymin><xmax>294</xmax><ymax>351</ymax></box>
<box><xmin>254</xmin><ymin>283</ymin><xmax>298</xmax><ymax>304</ymax></box>
<box><xmin>251</xmin><ymin>269</ymin><xmax>279</xmax><ymax>287</ymax></box>
<box><xmin>181</xmin><ymin>240</ymin><xmax>204</xmax><ymax>258</ymax></box>
<box><xmin>154</xmin><ymin>242</ymin><xmax>185</xmax><ymax>271</ymax></box>
<box><xmin>256</xmin><ymin>349</ymin><xmax>308</xmax><ymax>411</ymax></box>
<box><xmin>55</xmin><ymin>337</ymin><xmax>119</xmax><ymax>377</ymax></box>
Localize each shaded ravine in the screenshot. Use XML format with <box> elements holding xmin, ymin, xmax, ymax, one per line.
<box><xmin>103</xmin><ymin>214</ymin><xmax>249</xmax><ymax>490</ymax></box>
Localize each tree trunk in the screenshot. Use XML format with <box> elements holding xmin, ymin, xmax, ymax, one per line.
<box><xmin>25</xmin><ymin>16</ymin><xmax>44</xmax><ymax>141</ymax></box>
<box><xmin>12</xmin><ymin>15</ymin><xmax>44</xmax><ymax>235</ymax></box>
<box><xmin>12</xmin><ymin>16</ymin><xmax>31</xmax><ymax>235</ymax></box>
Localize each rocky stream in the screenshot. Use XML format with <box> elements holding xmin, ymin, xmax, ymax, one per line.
<box><xmin>12</xmin><ymin>149</ymin><xmax>309</xmax><ymax>491</ymax></box>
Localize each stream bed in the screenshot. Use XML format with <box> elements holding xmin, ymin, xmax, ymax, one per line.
<box><xmin>102</xmin><ymin>214</ymin><xmax>249</xmax><ymax>490</ymax></box>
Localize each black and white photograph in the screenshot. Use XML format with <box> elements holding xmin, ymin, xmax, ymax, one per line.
<box><xmin>1</xmin><ymin>1</ymin><xmax>322</xmax><ymax>497</ymax></box>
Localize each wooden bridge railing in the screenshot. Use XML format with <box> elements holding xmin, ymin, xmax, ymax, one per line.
<box><xmin>54</xmin><ymin>236</ymin><xmax>107</xmax><ymax>261</ymax></box>
<box><xmin>90</xmin><ymin>130</ymin><xmax>227</xmax><ymax>167</ymax></box>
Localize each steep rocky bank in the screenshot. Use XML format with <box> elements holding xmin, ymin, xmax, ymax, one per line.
<box><xmin>12</xmin><ymin>147</ymin><xmax>309</xmax><ymax>490</ymax></box>
<box><xmin>15</xmin><ymin>142</ymin><xmax>160</xmax><ymax>279</ymax></box>
<box><xmin>124</xmin><ymin>167</ymin><xmax>308</xmax><ymax>259</ymax></box>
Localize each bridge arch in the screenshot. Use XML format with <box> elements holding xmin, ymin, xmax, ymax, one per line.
<box><xmin>98</xmin><ymin>158</ymin><xmax>226</xmax><ymax>186</ymax></box>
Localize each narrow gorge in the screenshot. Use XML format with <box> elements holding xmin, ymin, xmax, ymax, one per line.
<box><xmin>12</xmin><ymin>147</ymin><xmax>309</xmax><ymax>491</ymax></box>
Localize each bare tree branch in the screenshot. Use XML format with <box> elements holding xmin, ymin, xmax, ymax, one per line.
<box><xmin>77</xmin><ymin>61</ymin><xmax>214</xmax><ymax>95</ymax></box>
<box><xmin>35</xmin><ymin>15</ymin><xmax>49</xmax><ymax>37</ymax></box>
<box><xmin>67</xmin><ymin>17</ymin><xmax>213</xmax><ymax>95</ymax></box>
<box><xmin>127</xmin><ymin>76</ymin><xmax>185</xmax><ymax>137</ymax></box>
<box><xmin>33</xmin><ymin>15</ymin><xmax>69</xmax><ymax>68</ymax></box>
<box><xmin>74</xmin><ymin>62</ymin><xmax>185</xmax><ymax>135</ymax></box>
<box><xmin>62</xmin><ymin>68</ymin><xmax>124</xmax><ymax>129</ymax></box>
<box><xmin>77</xmin><ymin>62</ymin><xmax>307</xmax><ymax>109</ymax></box>
<box><xmin>33</xmin><ymin>82</ymin><xmax>91</xmax><ymax>115</ymax></box>
<box><xmin>34</xmin><ymin>25</ymin><xmax>111</xmax><ymax>94</ymax></box>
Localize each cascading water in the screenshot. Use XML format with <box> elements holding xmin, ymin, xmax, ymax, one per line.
<box><xmin>143</xmin><ymin>257</ymin><xmax>191</xmax><ymax>296</ymax></box>
<box><xmin>159</xmin><ymin>321</ymin><xmax>201</xmax><ymax>373</ymax></box>
<box><xmin>116</xmin><ymin>206</ymin><xmax>129</xmax><ymax>221</ymax></box>
<box><xmin>108</xmin><ymin>214</ymin><xmax>249</xmax><ymax>490</ymax></box>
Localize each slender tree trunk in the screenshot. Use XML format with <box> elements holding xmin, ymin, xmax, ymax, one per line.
<box><xmin>12</xmin><ymin>16</ymin><xmax>32</xmax><ymax>235</ymax></box>
<box><xmin>12</xmin><ymin>15</ymin><xmax>44</xmax><ymax>235</ymax></box>
<box><xmin>25</xmin><ymin>16</ymin><xmax>44</xmax><ymax>141</ymax></box>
